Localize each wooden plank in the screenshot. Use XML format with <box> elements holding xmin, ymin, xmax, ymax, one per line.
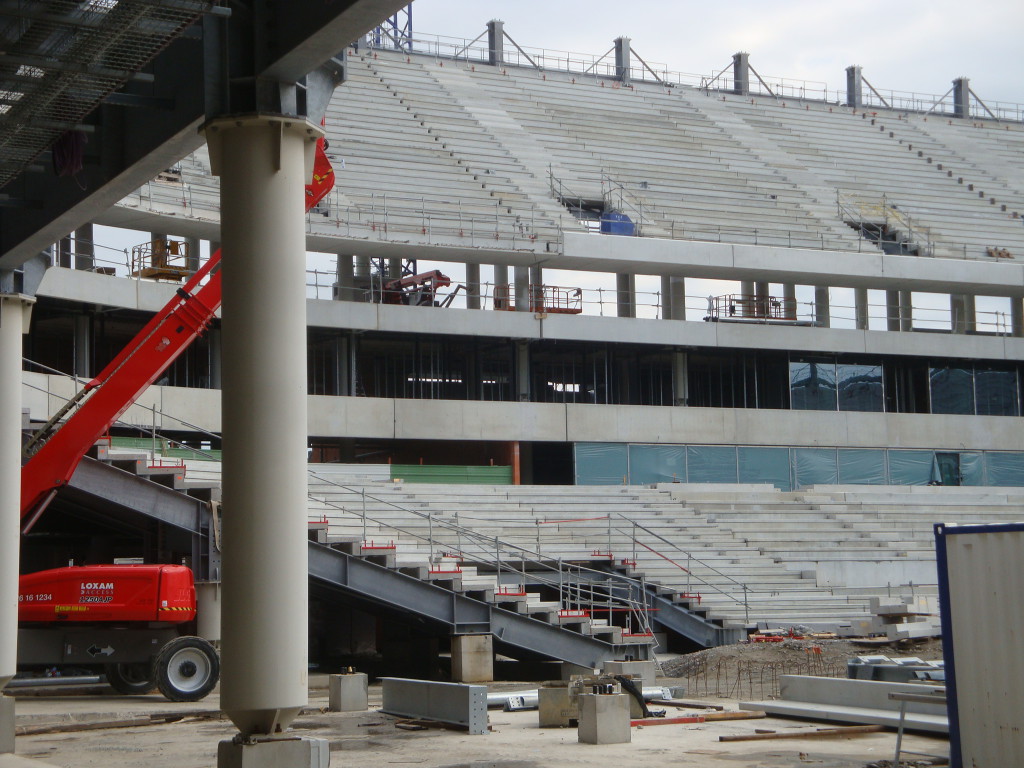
<box><xmin>720</xmin><ymin>724</ymin><xmax>886</xmax><ymax>742</ymax></box>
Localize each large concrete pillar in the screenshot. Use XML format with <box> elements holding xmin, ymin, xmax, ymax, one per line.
<box><xmin>1011</xmin><ymin>297</ymin><xmax>1024</xmax><ymax>338</ymax></box>
<box><xmin>1</xmin><ymin>294</ymin><xmax>34</xmax><ymax>696</ymax></box>
<box><xmin>660</xmin><ymin>276</ymin><xmax>672</xmax><ymax>319</ymax></box>
<box><xmin>486</xmin><ymin>19</ymin><xmax>504</xmax><ymax>66</ymax></box>
<box><xmin>953</xmin><ymin>77</ymin><xmax>970</xmax><ymax>119</ymax></box>
<box><xmin>515</xmin><ymin>341</ymin><xmax>530</xmax><ymax>402</ymax></box>
<box><xmin>854</xmin><ymin>287</ymin><xmax>869</xmax><ymax>330</ymax></box>
<box><xmin>755</xmin><ymin>281</ymin><xmax>769</xmax><ymax>318</ymax></box>
<box><xmin>58</xmin><ymin>235</ymin><xmax>73</xmax><ymax>268</ymax></box>
<box><xmin>73</xmin><ymin>313</ymin><xmax>91</xmax><ymax>378</ymax></box>
<box><xmin>492</xmin><ymin>264</ymin><xmax>509</xmax><ymax>310</ymax></box>
<box><xmin>203</xmin><ymin>115</ymin><xmax>321</xmax><ymax>738</ymax></box>
<box><xmin>335</xmin><ymin>254</ymin><xmax>354</xmax><ymax>301</ymax></box>
<box><xmin>209</xmin><ymin>327</ymin><xmax>222</xmax><ymax>390</ymax></box>
<box><xmin>814</xmin><ymin>286</ymin><xmax>830</xmax><ymax>327</ymax></box>
<box><xmin>783</xmin><ymin>284</ymin><xmax>796</xmax><ymax>320</ymax></box>
<box><xmin>466</xmin><ymin>263</ymin><xmax>481</xmax><ymax>309</ymax></box>
<box><xmin>886</xmin><ymin>290</ymin><xmax>901</xmax><ymax>332</ymax></box>
<box><xmin>951</xmin><ymin>294</ymin><xmax>967</xmax><ymax>334</ymax></box>
<box><xmin>614</xmin><ymin>36</ymin><xmax>631</xmax><ymax>84</ymax></box>
<box><xmin>185</xmin><ymin>236</ymin><xmax>201</xmax><ymax>274</ymax></box>
<box><xmin>963</xmin><ymin>294</ymin><xmax>977</xmax><ymax>333</ymax></box>
<box><xmin>530</xmin><ymin>266</ymin><xmax>544</xmax><ymax>313</ymax></box>
<box><xmin>670</xmin><ymin>276</ymin><xmax>686</xmax><ymax>321</ymax></box>
<box><xmin>74</xmin><ymin>223</ymin><xmax>95</xmax><ymax>271</ymax></box>
<box><xmin>732</xmin><ymin>52</ymin><xmax>750</xmax><ymax>96</ymax></box>
<box><xmin>616</xmin><ymin>273</ymin><xmax>635</xmax><ymax>318</ymax></box>
<box><xmin>672</xmin><ymin>350</ymin><xmax>688</xmax><ymax>406</ymax></box>
<box><xmin>514</xmin><ymin>266</ymin><xmax>529</xmax><ymax>312</ymax></box>
<box><xmin>451</xmin><ymin>635</ymin><xmax>493</xmax><ymax>683</ymax></box>
<box><xmin>899</xmin><ymin>290</ymin><xmax>913</xmax><ymax>332</ymax></box>
<box><xmin>846</xmin><ymin>65</ymin><xmax>863</xmax><ymax>108</ymax></box>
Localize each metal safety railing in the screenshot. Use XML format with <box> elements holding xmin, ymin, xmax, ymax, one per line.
<box><xmin>706</xmin><ymin>294</ymin><xmax>798</xmax><ymax>322</ymax></box>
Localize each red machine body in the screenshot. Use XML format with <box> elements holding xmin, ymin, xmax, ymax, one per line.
<box><xmin>18</xmin><ymin>565</ymin><xmax>197</xmax><ymax>624</ymax></box>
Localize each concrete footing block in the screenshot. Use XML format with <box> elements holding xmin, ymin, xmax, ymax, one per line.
<box><xmin>217</xmin><ymin>737</ymin><xmax>329</xmax><ymax>768</ymax></box>
<box><xmin>328</xmin><ymin>673</ymin><xmax>368</xmax><ymax>712</ymax></box>
<box><xmin>0</xmin><ymin>696</ymin><xmax>13</xmax><ymax>755</ymax></box>
<box><xmin>451</xmin><ymin>635</ymin><xmax>493</xmax><ymax>683</ymax></box>
<box><xmin>578</xmin><ymin>693</ymin><xmax>630</xmax><ymax>745</ymax></box>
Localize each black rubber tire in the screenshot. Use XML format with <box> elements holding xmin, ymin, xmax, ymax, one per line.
<box><xmin>153</xmin><ymin>636</ymin><xmax>219</xmax><ymax>702</ymax></box>
<box><xmin>106</xmin><ymin>662</ymin><xmax>157</xmax><ymax>695</ymax></box>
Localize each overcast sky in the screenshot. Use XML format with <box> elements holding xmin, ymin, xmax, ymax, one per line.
<box><xmin>410</xmin><ymin>0</ymin><xmax>1024</xmax><ymax>105</ymax></box>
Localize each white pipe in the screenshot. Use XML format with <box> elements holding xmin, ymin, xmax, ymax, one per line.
<box><xmin>0</xmin><ymin>295</ymin><xmax>32</xmax><ymax>693</ymax></box>
<box><xmin>204</xmin><ymin>116</ymin><xmax>322</xmax><ymax>737</ymax></box>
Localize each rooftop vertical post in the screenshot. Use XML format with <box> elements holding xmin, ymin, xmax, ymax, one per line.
<box><xmin>846</xmin><ymin>65</ymin><xmax>863</xmax><ymax>108</ymax></box>
<box><xmin>487</xmin><ymin>20</ymin><xmax>504</xmax><ymax>67</ymax></box>
<box><xmin>732</xmin><ymin>52</ymin><xmax>750</xmax><ymax>95</ymax></box>
<box><xmin>953</xmin><ymin>77</ymin><xmax>970</xmax><ymax>118</ymax></box>
<box><xmin>614</xmin><ymin>36</ymin><xmax>631</xmax><ymax>84</ymax></box>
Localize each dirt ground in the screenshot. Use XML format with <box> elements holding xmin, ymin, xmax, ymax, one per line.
<box><xmin>4</xmin><ymin>650</ymin><xmax>950</xmax><ymax>768</ymax></box>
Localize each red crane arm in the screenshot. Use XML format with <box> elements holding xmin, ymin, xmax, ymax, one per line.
<box><xmin>20</xmin><ymin>137</ymin><xmax>334</xmax><ymax>530</ymax></box>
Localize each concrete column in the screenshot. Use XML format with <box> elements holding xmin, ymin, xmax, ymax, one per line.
<box><xmin>672</xmin><ymin>350</ymin><xmax>688</xmax><ymax>406</ymax></box>
<box><xmin>387</xmin><ymin>258</ymin><xmax>402</xmax><ymax>281</ymax></box>
<box><xmin>73</xmin><ymin>313</ymin><xmax>91</xmax><ymax>378</ymax></box>
<box><xmin>886</xmin><ymin>290</ymin><xmax>901</xmax><ymax>332</ymax></box>
<box><xmin>854</xmin><ymin>287</ymin><xmax>869</xmax><ymax>330</ymax></box>
<box><xmin>451</xmin><ymin>634</ymin><xmax>493</xmax><ymax>683</ymax></box>
<box><xmin>950</xmin><ymin>294</ymin><xmax>967</xmax><ymax>334</ymax></box>
<box><xmin>514</xmin><ymin>266</ymin><xmax>529</xmax><ymax>312</ymax></box>
<box><xmin>486</xmin><ymin>19</ymin><xmax>504</xmax><ymax>66</ymax></box>
<box><xmin>335</xmin><ymin>335</ymin><xmax>352</xmax><ymax>397</ymax></box>
<box><xmin>1011</xmin><ymin>297</ymin><xmax>1024</xmax><ymax>337</ymax></box>
<box><xmin>493</xmin><ymin>264</ymin><xmax>509</xmax><ymax>310</ymax></box>
<box><xmin>755</xmin><ymin>281</ymin><xmax>769</xmax><ymax>318</ymax></box>
<box><xmin>515</xmin><ymin>341</ymin><xmax>530</xmax><ymax>402</ymax></box>
<box><xmin>614</xmin><ymin>36</ymin><xmax>631</xmax><ymax>84</ymax></box>
<box><xmin>465</xmin><ymin>263</ymin><xmax>481</xmax><ymax>310</ymax></box>
<box><xmin>616</xmin><ymin>273</ymin><xmax>635</xmax><ymax>318</ymax></box>
<box><xmin>783</xmin><ymin>283</ymin><xmax>796</xmax><ymax>320</ymax></box>
<box><xmin>74</xmin><ymin>223</ymin><xmax>95</xmax><ymax>271</ymax></box>
<box><xmin>208</xmin><ymin>327</ymin><xmax>222</xmax><ymax>390</ymax></box>
<box><xmin>203</xmin><ymin>115</ymin><xmax>322</xmax><ymax>738</ymax></box>
<box><xmin>1</xmin><ymin>294</ymin><xmax>34</xmax><ymax>695</ymax></box>
<box><xmin>355</xmin><ymin>255</ymin><xmax>371</xmax><ymax>302</ymax></box>
<box><xmin>670</xmin><ymin>276</ymin><xmax>686</xmax><ymax>321</ymax></box>
<box><xmin>963</xmin><ymin>294</ymin><xmax>977</xmax><ymax>333</ymax></box>
<box><xmin>732</xmin><ymin>52</ymin><xmax>750</xmax><ymax>96</ymax></box>
<box><xmin>814</xmin><ymin>286</ymin><xmax>830</xmax><ymax>327</ymax></box>
<box><xmin>530</xmin><ymin>265</ymin><xmax>544</xmax><ymax>313</ymax></box>
<box><xmin>846</xmin><ymin>65</ymin><xmax>863</xmax><ymax>108</ymax></box>
<box><xmin>899</xmin><ymin>290</ymin><xmax>913</xmax><ymax>332</ymax></box>
<box><xmin>335</xmin><ymin>255</ymin><xmax>354</xmax><ymax>301</ymax></box>
<box><xmin>1</xmin><ymin>693</ymin><xmax>13</xmax><ymax>753</ymax></box>
<box><xmin>660</xmin><ymin>275</ymin><xmax>672</xmax><ymax>319</ymax></box>
<box><xmin>737</xmin><ymin>281</ymin><xmax>753</xmax><ymax>318</ymax></box>
<box><xmin>953</xmin><ymin>77</ymin><xmax>970</xmax><ymax>119</ymax></box>
<box><xmin>58</xmin><ymin>235</ymin><xmax>73</xmax><ymax>268</ymax></box>
<box><xmin>185</xmin><ymin>236</ymin><xmax>201</xmax><ymax>274</ymax></box>
<box><xmin>150</xmin><ymin>232</ymin><xmax>167</xmax><ymax>269</ymax></box>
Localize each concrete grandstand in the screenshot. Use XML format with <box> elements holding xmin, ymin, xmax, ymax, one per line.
<box><xmin>12</xmin><ymin>19</ymin><xmax>1024</xmax><ymax>665</ymax></box>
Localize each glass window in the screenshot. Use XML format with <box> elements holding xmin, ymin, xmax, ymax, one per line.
<box><xmin>929</xmin><ymin>366</ymin><xmax>974</xmax><ymax>414</ymax></box>
<box><xmin>790</xmin><ymin>360</ymin><xmax>837</xmax><ymax>410</ymax></box>
<box><xmin>838</xmin><ymin>363</ymin><xmax>884</xmax><ymax>412</ymax></box>
<box><xmin>975</xmin><ymin>367</ymin><xmax>1019</xmax><ymax>416</ymax></box>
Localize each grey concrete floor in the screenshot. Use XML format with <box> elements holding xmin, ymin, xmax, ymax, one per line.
<box><xmin>4</xmin><ymin>677</ymin><xmax>949</xmax><ymax>768</ymax></box>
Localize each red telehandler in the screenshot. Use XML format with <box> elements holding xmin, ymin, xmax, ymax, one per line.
<box><xmin>15</xmin><ymin>138</ymin><xmax>335</xmax><ymax>701</ymax></box>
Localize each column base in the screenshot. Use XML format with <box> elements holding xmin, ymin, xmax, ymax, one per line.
<box><xmin>451</xmin><ymin>634</ymin><xmax>493</xmax><ymax>683</ymax></box>
<box><xmin>328</xmin><ymin>673</ymin><xmax>368</xmax><ymax>712</ymax></box>
<box><xmin>578</xmin><ymin>693</ymin><xmax>631</xmax><ymax>744</ymax></box>
<box><xmin>1</xmin><ymin>695</ymin><xmax>13</xmax><ymax>754</ymax></box>
<box><xmin>218</xmin><ymin>737</ymin><xmax>329</xmax><ymax>768</ymax></box>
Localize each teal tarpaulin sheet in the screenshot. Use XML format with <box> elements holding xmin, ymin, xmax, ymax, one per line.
<box><xmin>888</xmin><ymin>450</ymin><xmax>935</xmax><ymax>485</ymax></box>
<box><xmin>686</xmin><ymin>446</ymin><xmax>738</xmax><ymax>483</ymax></box>
<box><xmin>793</xmin><ymin>448</ymin><xmax>838</xmax><ymax>488</ymax></box>
<box><xmin>838</xmin><ymin>449</ymin><xmax>887</xmax><ymax>485</ymax></box>
<box><xmin>574</xmin><ymin>443</ymin><xmax>628</xmax><ymax>485</ymax></box>
<box><xmin>985</xmin><ymin>452</ymin><xmax>1024</xmax><ymax>486</ymax></box>
<box><xmin>629</xmin><ymin>444</ymin><xmax>686</xmax><ymax>484</ymax></box>
<box><xmin>738</xmin><ymin>447</ymin><xmax>792</xmax><ymax>490</ymax></box>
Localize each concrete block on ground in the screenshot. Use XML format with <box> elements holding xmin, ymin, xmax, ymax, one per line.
<box><xmin>602</xmin><ymin>660</ymin><xmax>657</xmax><ymax>687</ymax></box>
<box><xmin>778</xmin><ymin>676</ymin><xmax>945</xmax><ymax>715</ymax></box>
<box><xmin>538</xmin><ymin>685</ymin><xmax>575</xmax><ymax>727</ymax></box>
<box><xmin>578</xmin><ymin>693</ymin><xmax>631</xmax><ymax>745</ymax></box>
<box><xmin>328</xmin><ymin>672</ymin><xmax>368</xmax><ymax>712</ymax></box>
<box><xmin>217</xmin><ymin>737</ymin><xmax>329</xmax><ymax>768</ymax></box>
<box><xmin>0</xmin><ymin>696</ymin><xmax>13</xmax><ymax>755</ymax></box>
<box><xmin>451</xmin><ymin>634</ymin><xmax>493</xmax><ymax>683</ymax></box>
